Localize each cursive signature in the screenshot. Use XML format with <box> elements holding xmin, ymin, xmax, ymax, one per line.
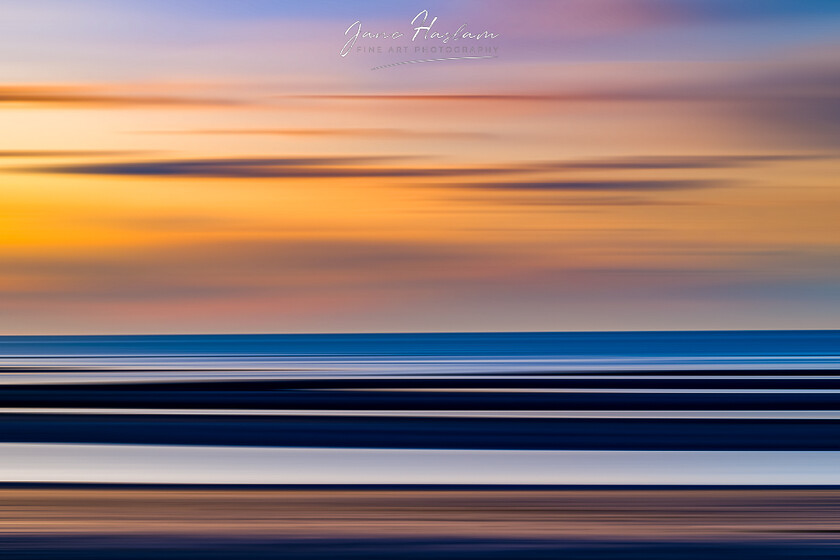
<box><xmin>341</xmin><ymin>10</ymin><xmax>500</xmax><ymax>57</ymax></box>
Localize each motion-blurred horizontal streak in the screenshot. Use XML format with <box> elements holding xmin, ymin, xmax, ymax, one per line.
<box><xmin>2</xmin><ymin>445</ymin><xmax>839</xmax><ymax>485</ymax></box>
<box><xmin>7</xmin><ymin>408</ymin><xmax>840</xmax><ymax>419</ymax></box>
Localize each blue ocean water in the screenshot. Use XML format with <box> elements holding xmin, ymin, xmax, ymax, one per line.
<box><xmin>1</xmin><ymin>330</ymin><xmax>839</xmax><ymax>486</ymax></box>
<box><xmin>2</xmin><ymin>330</ymin><xmax>838</xmax><ymax>358</ymax></box>
<box><xmin>1</xmin><ymin>331</ymin><xmax>837</xmax><ymax>386</ymax></box>
<box><xmin>2</xmin><ymin>331</ymin><xmax>840</xmax><ymax>559</ymax></box>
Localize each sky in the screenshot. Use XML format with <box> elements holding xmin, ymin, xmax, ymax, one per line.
<box><xmin>1</xmin><ymin>0</ymin><xmax>839</xmax><ymax>334</ymax></box>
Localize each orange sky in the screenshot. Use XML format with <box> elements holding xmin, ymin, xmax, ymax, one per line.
<box><xmin>1</xmin><ymin>1</ymin><xmax>839</xmax><ymax>333</ymax></box>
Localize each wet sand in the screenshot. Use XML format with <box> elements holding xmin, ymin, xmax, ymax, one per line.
<box><xmin>1</xmin><ymin>487</ymin><xmax>839</xmax><ymax>558</ymax></box>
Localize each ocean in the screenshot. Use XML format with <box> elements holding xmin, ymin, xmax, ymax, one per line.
<box><xmin>1</xmin><ymin>330</ymin><xmax>839</xmax><ymax>558</ymax></box>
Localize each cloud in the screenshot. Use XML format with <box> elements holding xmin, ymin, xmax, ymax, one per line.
<box><xmin>27</xmin><ymin>152</ymin><xmax>806</xmax><ymax>186</ymax></box>
<box><xmin>24</xmin><ymin>156</ymin><xmax>528</xmax><ymax>179</ymax></box>
<box><xmin>451</xmin><ymin>195</ymin><xmax>702</xmax><ymax>207</ymax></box>
<box><xmin>291</xmin><ymin>50</ymin><xmax>840</xmax><ymax>149</ymax></box>
<box><xmin>436</xmin><ymin>180</ymin><xmax>720</xmax><ymax>192</ymax></box>
<box><xmin>291</xmin><ymin>93</ymin><xmax>685</xmax><ymax>104</ymax></box>
<box><xmin>0</xmin><ymin>150</ymin><xmax>147</xmax><ymax>158</ymax></box>
<box><xmin>0</xmin><ymin>85</ymin><xmax>238</xmax><ymax>108</ymax></box>
<box><xmin>295</xmin><ymin>95</ymin><xmax>563</xmax><ymax>101</ymax></box>
<box><xmin>550</xmin><ymin>154</ymin><xmax>825</xmax><ymax>170</ymax></box>
<box><xmin>151</xmin><ymin>128</ymin><xmax>493</xmax><ymax>140</ymax></box>
<box><xmin>25</xmin><ymin>156</ymin><xmax>406</xmax><ymax>178</ymax></box>
<box><xmin>26</xmin><ymin>152</ymin><xmax>808</xmax><ymax>180</ymax></box>
<box><xmin>0</xmin><ymin>238</ymin><xmax>493</xmax><ymax>302</ymax></box>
